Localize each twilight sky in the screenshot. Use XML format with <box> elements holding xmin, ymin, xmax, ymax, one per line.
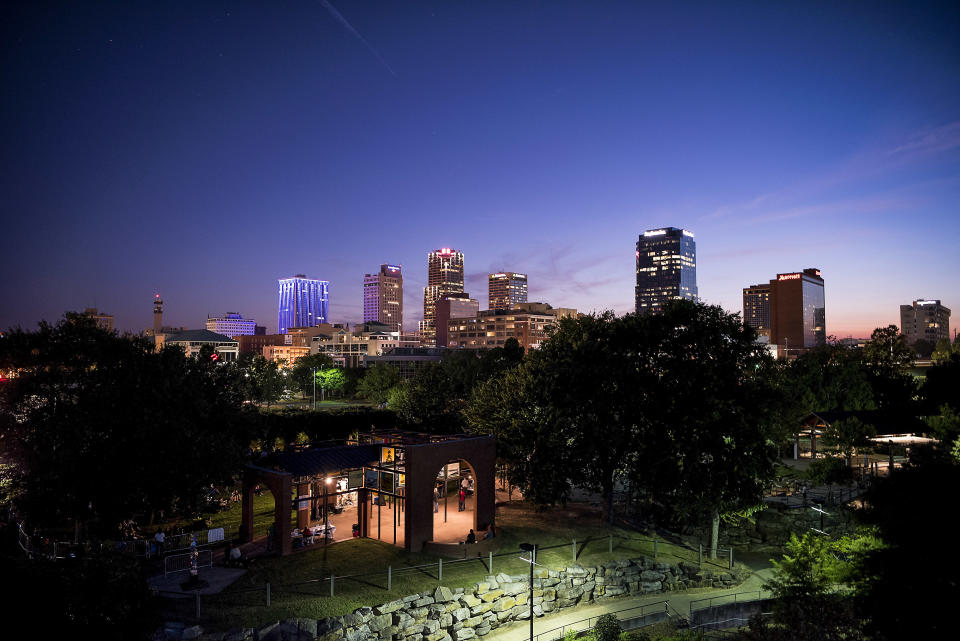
<box><xmin>2</xmin><ymin>1</ymin><xmax>958</xmax><ymax>338</ymax></box>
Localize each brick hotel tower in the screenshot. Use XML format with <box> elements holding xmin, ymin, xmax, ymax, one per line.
<box><xmin>745</xmin><ymin>268</ymin><xmax>825</xmax><ymax>355</ymax></box>
<box><xmin>277</xmin><ymin>275</ymin><xmax>329</xmax><ymax>334</ymax></box>
<box><xmin>635</xmin><ymin>227</ymin><xmax>698</xmax><ymax>314</ymax></box>
<box><xmin>488</xmin><ymin>272</ymin><xmax>528</xmax><ymax>311</ymax></box>
<box><xmin>364</xmin><ymin>264</ymin><xmax>404</xmax><ymax>332</ymax></box>
<box><xmin>421</xmin><ymin>248</ymin><xmax>464</xmax><ymax>346</ymax></box>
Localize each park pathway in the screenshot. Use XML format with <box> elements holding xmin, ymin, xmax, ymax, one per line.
<box><xmin>483</xmin><ymin>560</ymin><xmax>775</xmax><ymax>641</ymax></box>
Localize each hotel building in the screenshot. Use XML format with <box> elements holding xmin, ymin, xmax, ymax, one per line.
<box><xmin>900</xmin><ymin>300</ymin><xmax>951</xmax><ymax>345</ymax></box>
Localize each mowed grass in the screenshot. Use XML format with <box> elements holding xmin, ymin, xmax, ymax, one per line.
<box><xmin>165</xmin><ymin>502</ymin><xmax>739</xmax><ymax>631</ymax></box>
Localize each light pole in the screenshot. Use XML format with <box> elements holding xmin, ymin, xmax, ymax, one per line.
<box><xmin>519</xmin><ymin>543</ymin><xmax>536</xmax><ymax>641</ymax></box>
<box><xmin>324</xmin><ymin>476</ymin><xmax>332</xmax><ymax>543</ymax></box>
<box><xmin>312</xmin><ymin>367</ymin><xmax>317</xmax><ymax>410</ymax></box>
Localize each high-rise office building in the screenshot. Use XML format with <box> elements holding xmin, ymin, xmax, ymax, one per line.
<box><xmin>277</xmin><ymin>275</ymin><xmax>329</xmax><ymax>334</ymax></box>
<box><xmin>900</xmin><ymin>300</ymin><xmax>951</xmax><ymax>345</ymax></box>
<box><xmin>363</xmin><ymin>264</ymin><xmax>403</xmax><ymax>332</ymax></box>
<box><xmin>488</xmin><ymin>272</ymin><xmax>528</xmax><ymax>311</ymax></box>
<box><xmin>206</xmin><ymin>313</ymin><xmax>257</xmax><ymax>337</ymax></box>
<box><xmin>768</xmin><ymin>268</ymin><xmax>826</xmax><ymax>354</ymax></box>
<box><xmin>635</xmin><ymin>227</ymin><xmax>697</xmax><ymax>314</ymax></box>
<box><xmin>742</xmin><ymin>284</ymin><xmax>772</xmax><ymax>337</ymax></box>
<box><xmin>421</xmin><ymin>248</ymin><xmax>464</xmax><ymax>346</ymax></box>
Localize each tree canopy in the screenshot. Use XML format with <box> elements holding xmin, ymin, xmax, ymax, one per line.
<box><xmin>0</xmin><ymin>314</ymin><xmax>252</xmax><ymax>532</ymax></box>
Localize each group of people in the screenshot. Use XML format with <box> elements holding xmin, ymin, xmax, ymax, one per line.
<box><xmin>433</xmin><ymin>473</ymin><xmax>475</xmax><ymax>513</ymax></box>
<box><xmin>464</xmin><ymin>523</ymin><xmax>496</xmax><ymax>544</ymax></box>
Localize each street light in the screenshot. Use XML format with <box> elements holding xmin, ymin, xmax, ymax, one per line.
<box><xmin>519</xmin><ymin>543</ymin><xmax>536</xmax><ymax>641</ymax></box>
<box><xmin>324</xmin><ymin>476</ymin><xmax>333</xmax><ymax>543</ymax></box>
<box><xmin>312</xmin><ymin>367</ymin><xmax>317</xmax><ymax>410</ymax></box>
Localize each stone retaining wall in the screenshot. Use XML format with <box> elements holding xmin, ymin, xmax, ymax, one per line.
<box><xmin>158</xmin><ymin>556</ymin><xmax>749</xmax><ymax>641</ymax></box>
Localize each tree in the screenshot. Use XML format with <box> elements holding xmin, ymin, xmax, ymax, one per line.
<box><xmin>0</xmin><ymin>314</ymin><xmax>252</xmax><ymax>531</ymax></box>
<box><xmin>466</xmin><ymin>301</ymin><xmax>786</xmax><ymax>546</ymax></box>
<box><xmin>316</xmin><ymin>367</ymin><xmax>346</xmax><ymax>398</ymax></box>
<box><xmin>921</xmin><ymin>352</ymin><xmax>960</xmax><ymax>414</ymax></box>
<box><xmin>640</xmin><ymin>301</ymin><xmax>787</xmax><ymax>558</ymax></box>
<box><xmin>852</xmin><ymin>453</ymin><xmax>960</xmax><ymax>640</ymax></box>
<box><xmin>749</xmin><ymin>532</ymin><xmax>865</xmax><ymax>641</ymax></box>
<box><xmin>822</xmin><ymin>416</ymin><xmax>876</xmax><ymax>467</ymax></box>
<box><xmin>787</xmin><ymin>343</ymin><xmax>874</xmax><ymax>414</ymax></box>
<box><xmin>356</xmin><ymin>364</ymin><xmax>403</xmax><ymax>405</ymax></box>
<box><xmin>289</xmin><ymin>353</ymin><xmax>334</xmax><ymax>398</ymax></box>
<box><xmin>863</xmin><ymin>325</ymin><xmax>912</xmax><ymax>372</ymax></box>
<box><xmin>932</xmin><ymin>337</ymin><xmax>953</xmax><ymax>363</ymax></box>
<box><xmin>911</xmin><ymin>338</ymin><xmax>935</xmax><ymax>359</ymax></box>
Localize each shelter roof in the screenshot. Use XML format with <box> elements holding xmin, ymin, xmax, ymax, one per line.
<box><xmin>271</xmin><ymin>443</ymin><xmax>380</xmax><ymax>477</ymax></box>
<box><xmin>801</xmin><ymin>410</ymin><xmax>927</xmax><ymax>435</ymax></box>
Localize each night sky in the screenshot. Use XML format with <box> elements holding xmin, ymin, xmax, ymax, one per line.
<box><xmin>2</xmin><ymin>1</ymin><xmax>958</xmax><ymax>337</ymax></box>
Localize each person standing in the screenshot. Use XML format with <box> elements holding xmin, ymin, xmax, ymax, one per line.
<box><xmin>433</xmin><ymin>487</ymin><xmax>440</xmax><ymax>513</ymax></box>
<box><xmin>458</xmin><ymin>488</ymin><xmax>466</xmax><ymax>512</ymax></box>
<box><xmin>154</xmin><ymin>528</ymin><xmax>165</xmax><ymax>558</ymax></box>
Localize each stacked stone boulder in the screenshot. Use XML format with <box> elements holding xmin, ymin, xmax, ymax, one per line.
<box><xmin>160</xmin><ymin>556</ymin><xmax>748</xmax><ymax>641</ymax></box>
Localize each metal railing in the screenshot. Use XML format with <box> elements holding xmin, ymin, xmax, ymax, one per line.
<box><xmin>164</xmin><ymin>549</ymin><xmax>213</xmax><ymax>577</ymax></box>
<box><xmin>533</xmin><ymin>600</ymin><xmax>672</xmax><ymax>641</ymax></box>
<box><xmin>690</xmin><ymin>590</ymin><xmax>770</xmax><ymax>613</ymax></box>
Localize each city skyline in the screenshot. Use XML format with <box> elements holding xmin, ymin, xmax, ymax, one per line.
<box><xmin>2</xmin><ymin>3</ymin><xmax>959</xmax><ymax>338</ymax></box>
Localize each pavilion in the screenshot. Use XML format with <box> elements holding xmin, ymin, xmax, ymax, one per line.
<box><xmin>240</xmin><ymin>431</ymin><xmax>496</xmax><ymax>555</ymax></box>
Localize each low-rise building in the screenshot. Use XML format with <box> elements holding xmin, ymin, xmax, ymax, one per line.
<box><xmin>312</xmin><ymin>326</ymin><xmax>418</xmax><ymax>368</ymax></box>
<box><xmin>206</xmin><ymin>313</ymin><xmax>257</xmax><ymax>337</ymax></box>
<box><xmin>263</xmin><ymin>344</ymin><xmax>310</xmax><ymax>367</ymax></box>
<box><xmin>363</xmin><ymin>347</ymin><xmax>448</xmax><ymax>379</ymax></box>
<box><xmin>164</xmin><ymin>329</ymin><xmax>239</xmax><ymax>362</ymax></box>
<box><xmin>447</xmin><ymin>302</ymin><xmax>572</xmax><ymax>351</ymax></box>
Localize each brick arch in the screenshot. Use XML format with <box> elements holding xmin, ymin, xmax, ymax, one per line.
<box><xmin>402</xmin><ymin>436</ymin><xmax>496</xmax><ymax>552</ymax></box>
<box><xmin>241</xmin><ymin>465</ymin><xmax>294</xmax><ymax>556</ymax></box>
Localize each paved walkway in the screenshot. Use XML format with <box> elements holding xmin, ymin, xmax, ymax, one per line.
<box><xmin>483</xmin><ymin>561</ymin><xmax>775</xmax><ymax>641</ymax></box>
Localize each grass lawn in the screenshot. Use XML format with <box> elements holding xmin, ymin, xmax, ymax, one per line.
<box><xmin>163</xmin><ymin>502</ymin><xmax>743</xmax><ymax>631</ymax></box>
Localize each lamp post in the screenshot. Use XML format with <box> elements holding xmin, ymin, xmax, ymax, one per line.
<box><xmin>324</xmin><ymin>476</ymin><xmax>332</xmax><ymax>543</ymax></box>
<box><xmin>312</xmin><ymin>367</ymin><xmax>317</xmax><ymax>410</ymax></box>
<box><xmin>519</xmin><ymin>543</ymin><xmax>535</xmax><ymax>641</ymax></box>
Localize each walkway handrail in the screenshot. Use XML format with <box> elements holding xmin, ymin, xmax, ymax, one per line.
<box><xmin>532</xmin><ymin>600</ymin><xmax>671</xmax><ymax>641</ymax></box>
<box><xmin>690</xmin><ymin>589</ymin><xmax>769</xmax><ymax>613</ymax></box>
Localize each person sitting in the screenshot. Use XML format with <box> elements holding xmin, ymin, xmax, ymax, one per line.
<box><xmin>465</xmin><ymin>529</ymin><xmax>476</xmax><ymax>544</ymax></box>
<box><xmin>483</xmin><ymin>524</ymin><xmax>495</xmax><ymax>540</ymax></box>
<box><xmin>304</xmin><ymin>527</ymin><xmax>315</xmax><ymax>545</ymax></box>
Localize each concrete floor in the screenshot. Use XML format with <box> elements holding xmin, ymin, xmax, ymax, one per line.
<box><xmin>287</xmin><ymin>492</ymin><xmax>478</xmax><ymax>552</ymax></box>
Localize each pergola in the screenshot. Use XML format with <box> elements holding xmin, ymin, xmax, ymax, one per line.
<box><xmin>795</xmin><ymin>410</ymin><xmax>930</xmax><ymax>460</ymax></box>
<box><xmin>240</xmin><ymin>432</ymin><xmax>496</xmax><ymax>555</ymax></box>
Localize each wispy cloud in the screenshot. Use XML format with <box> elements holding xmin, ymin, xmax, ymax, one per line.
<box><xmin>318</xmin><ymin>0</ymin><xmax>398</xmax><ymax>78</ymax></box>
<box><xmin>703</xmin><ymin>121</ymin><xmax>960</xmax><ymax>224</ymax></box>
<box><xmin>884</xmin><ymin>121</ymin><xmax>960</xmax><ymax>160</ymax></box>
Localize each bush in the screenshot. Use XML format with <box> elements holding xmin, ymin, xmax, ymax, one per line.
<box><xmin>594</xmin><ymin>614</ymin><xmax>622</xmax><ymax>641</ymax></box>
<box><xmin>806</xmin><ymin>457</ymin><xmax>853</xmax><ymax>485</ymax></box>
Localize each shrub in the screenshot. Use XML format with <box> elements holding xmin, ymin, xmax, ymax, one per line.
<box><xmin>594</xmin><ymin>614</ymin><xmax>622</xmax><ymax>641</ymax></box>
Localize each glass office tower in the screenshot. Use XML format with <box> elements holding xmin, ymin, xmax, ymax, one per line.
<box><xmin>635</xmin><ymin>227</ymin><xmax>698</xmax><ymax>314</ymax></box>
<box><xmin>277</xmin><ymin>275</ymin><xmax>329</xmax><ymax>334</ymax></box>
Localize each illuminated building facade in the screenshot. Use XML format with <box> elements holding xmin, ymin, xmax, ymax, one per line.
<box><xmin>447</xmin><ymin>303</ymin><xmax>567</xmax><ymax>351</ymax></box>
<box><xmin>363</xmin><ymin>264</ymin><xmax>403</xmax><ymax>332</ymax></box>
<box><xmin>635</xmin><ymin>227</ymin><xmax>697</xmax><ymax>314</ymax></box>
<box><xmin>83</xmin><ymin>307</ymin><xmax>114</xmax><ymax>332</ymax></box>
<box><xmin>900</xmin><ymin>300</ymin><xmax>951</xmax><ymax>344</ymax></box>
<box><xmin>769</xmin><ymin>268</ymin><xmax>826</xmax><ymax>354</ymax></box>
<box><xmin>435</xmin><ymin>294</ymin><xmax>480</xmax><ymax>347</ymax></box>
<box><xmin>742</xmin><ymin>284</ymin><xmax>772</xmax><ymax>337</ymax></box>
<box><xmin>488</xmin><ymin>272</ymin><xmax>528</xmax><ymax>311</ymax></box>
<box><xmin>206</xmin><ymin>313</ymin><xmax>257</xmax><ymax>337</ymax></box>
<box><xmin>421</xmin><ymin>248</ymin><xmax>464</xmax><ymax>346</ymax></box>
<box><xmin>277</xmin><ymin>275</ymin><xmax>329</xmax><ymax>334</ymax></box>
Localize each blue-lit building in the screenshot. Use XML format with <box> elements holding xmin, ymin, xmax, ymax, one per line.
<box><xmin>635</xmin><ymin>227</ymin><xmax>698</xmax><ymax>314</ymax></box>
<box><xmin>277</xmin><ymin>275</ymin><xmax>329</xmax><ymax>334</ymax></box>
